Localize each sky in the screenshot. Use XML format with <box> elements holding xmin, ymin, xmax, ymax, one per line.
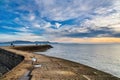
<box><xmin>0</xmin><ymin>0</ymin><xmax>120</xmax><ymax>43</ymax></box>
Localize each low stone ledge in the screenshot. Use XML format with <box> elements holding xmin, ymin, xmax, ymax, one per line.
<box><xmin>11</xmin><ymin>45</ymin><xmax>53</xmax><ymax>52</ymax></box>
<box><xmin>0</xmin><ymin>48</ymin><xmax>24</xmax><ymax>76</ymax></box>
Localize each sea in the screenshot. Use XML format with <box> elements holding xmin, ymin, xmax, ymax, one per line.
<box><xmin>0</xmin><ymin>43</ymin><xmax>120</xmax><ymax>78</ymax></box>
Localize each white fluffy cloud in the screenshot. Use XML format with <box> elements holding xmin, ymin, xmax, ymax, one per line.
<box><xmin>35</xmin><ymin>0</ymin><xmax>112</xmax><ymax>21</ymax></box>
<box><xmin>82</xmin><ymin>0</ymin><xmax>120</xmax><ymax>33</ymax></box>
<box><xmin>55</xmin><ymin>23</ymin><xmax>61</xmax><ymax>28</ymax></box>
<box><xmin>31</xmin><ymin>0</ymin><xmax>120</xmax><ymax>38</ymax></box>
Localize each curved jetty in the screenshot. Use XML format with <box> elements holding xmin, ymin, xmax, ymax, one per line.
<box><xmin>0</xmin><ymin>45</ymin><xmax>119</xmax><ymax>80</ymax></box>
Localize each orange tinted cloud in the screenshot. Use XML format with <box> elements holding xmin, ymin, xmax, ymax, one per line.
<box><xmin>54</xmin><ymin>37</ymin><xmax>120</xmax><ymax>43</ymax></box>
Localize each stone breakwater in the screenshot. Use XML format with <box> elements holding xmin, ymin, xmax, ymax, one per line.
<box><xmin>12</xmin><ymin>45</ymin><xmax>53</xmax><ymax>52</ymax></box>
<box><xmin>0</xmin><ymin>48</ymin><xmax>24</xmax><ymax>76</ymax></box>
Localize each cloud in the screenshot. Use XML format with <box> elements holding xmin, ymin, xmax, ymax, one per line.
<box><xmin>1</xmin><ymin>26</ymin><xmax>31</xmax><ymax>32</ymax></box>
<box><xmin>33</xmin><ymin>23</ymin><xmax>41</xmax><ymax>28</ymax></box>
<box><xmin>0</xmin><ymin>0</ymin><xmax>120</xmax><ymax>42</ymax></box>
<box><xmin>26</xmin><ymin>13</ymin><xmax>36</xmax><ymax>21</ymax></box>
<box><xmin>44</xmin><ymin>22</ymin><xmax>52</xmax><ymax>28</ymax></box>
<box><xmin>54</xmin><ymin>37</ymin><xmax>120</xmax><ymax>43</ymax></box>
<box><xmin>55</xmin><ymin>23</ymin><xmax>61</xmax><ymax>28</ymax></box>
<box><xmin>44</xmin><ymin>0</ymin><xmax>119</xmax><ymax>39</ymax></box>
<box><xmin>53</xmin><ymin>27</ymin><xmax>114</xmax><ymax>38</ymax></box>
<box><xmin>32</xmin><ymin>0</ymin><xmax>120</xmax><ymax>39</ymax></box>
<box><xmin>0</xmin><ymin>32</ymin><xmax>46</xmax><ymax>42</ymax></box>
<box><xmin>81</xmin><ymin>0</ymin><xmax>120</xmax><ymax>38</ymax></box>
<box><xmin>35</xmin><ymin>0</ymin><xmax>113</xmax><ymax>21</ymax></box>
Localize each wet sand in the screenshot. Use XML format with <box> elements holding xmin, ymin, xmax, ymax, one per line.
<box><xmin>0</xmin><ymin>45</ymin><xmax>119</xmax><ymax>80</ymax></box>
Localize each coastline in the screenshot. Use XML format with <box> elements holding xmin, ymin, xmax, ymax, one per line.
<box><xmin>0</xmin><ymin>45</ymin><xmax>119</xmax><ymax>80</ymax></box>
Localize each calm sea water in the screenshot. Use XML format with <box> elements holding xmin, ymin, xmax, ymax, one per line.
<box><xmin>36</xmin><ymin>43</ymin><xmax>120</xmax><ymax>78</ymax></box>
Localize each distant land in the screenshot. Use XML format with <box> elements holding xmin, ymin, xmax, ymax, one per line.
<box><xmin>0</xmin><ymin>40</ymin><xmax>51</xmax><ymax>44</ymax></box>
